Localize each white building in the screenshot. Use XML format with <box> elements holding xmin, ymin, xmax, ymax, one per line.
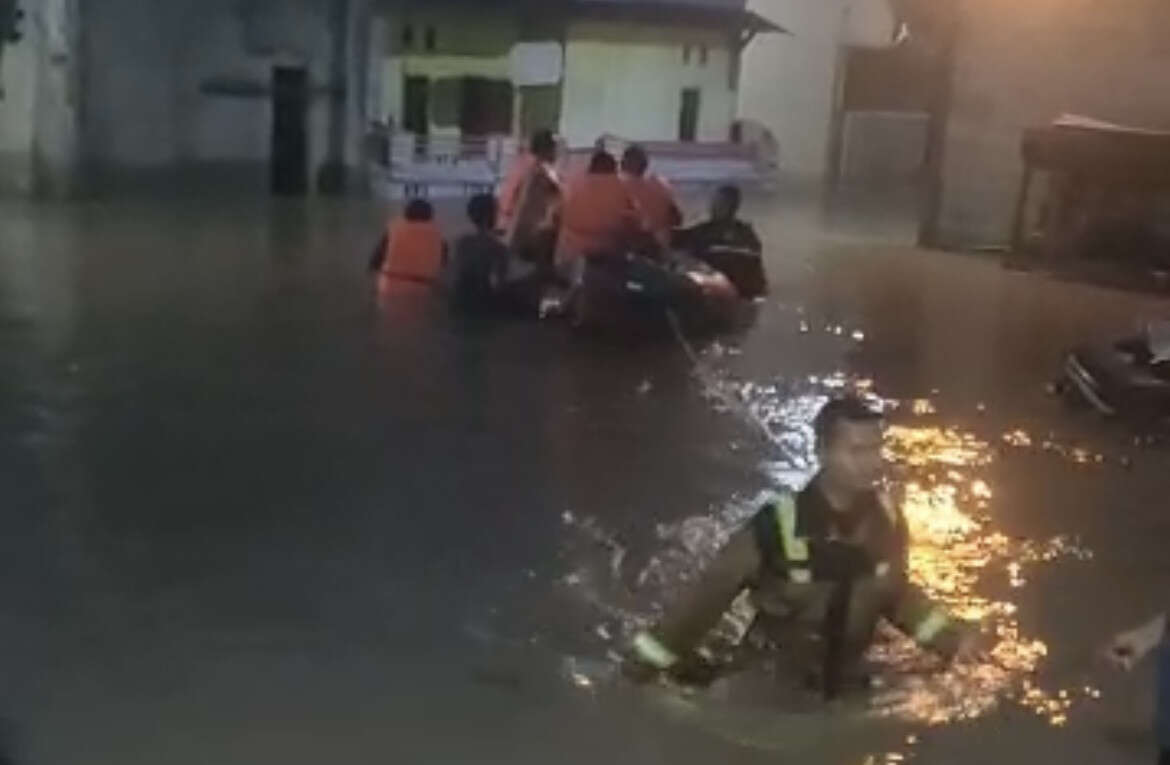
<box><xmin>737</xmin><ymin>0</ymin><xmax>900</xmax><ymax>184</ymax></box>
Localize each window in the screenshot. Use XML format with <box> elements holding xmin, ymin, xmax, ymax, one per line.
<box><xmin>699</xmin><ymin>45</ymin><xmax>709</xmax><ymax>66</ymax></box>
<box><xmin>679</xmin><ymin>88</ymin><xmax>700</xmax><ymax>142</ymax></box>
<box><xmin>425</xmin><ymin>26</ymin><xmax>437</xmax><ymax>52</ymax></box>
<box><xmin>682</xmin><ymin>44</ymin><xmax>691</xmax><ymax>64</ymax></box>
<box><xmin>402</xmin><ymin>24</ymin><xmax>414</xmax><ymax>49</ymax></box>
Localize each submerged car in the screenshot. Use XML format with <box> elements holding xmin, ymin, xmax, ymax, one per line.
<box><xmin>1060</xmin><ymin>324</ymin><xmax>1170</xmax><ymax>420</ymax></box>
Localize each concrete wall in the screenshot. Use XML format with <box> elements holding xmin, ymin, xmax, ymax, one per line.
<box><xmin>81</xmin><ymin>0</ymin><xmax>355</xmax><ymax>192</ymax></box>
<box><xmin>0</xmin><ymin>0</ymin><xmax>83</xmax><ymax>196</ymax></box>
<box><xmin>0</xmin><ymin>23</ymin><xmax>38</xmax><ymax>192</ymax></box>
<box><xmin>560</xmin><ymin>20</ymin><xmax>736</xmax><ymax>147</ymax></box>
<box><xmin>738</xmin><ymin>0</ymin><xmax>895</xmax><ymax>182</ymax></box>
<box><xmin>374</xmin><ymin>7</ymin><xmax>519</xmax><ymax>138</ymax></box>
<box><xmin>936</xmin><ymin>0</ymin><xmax>1170</xmax><ymax>247</ymax></box>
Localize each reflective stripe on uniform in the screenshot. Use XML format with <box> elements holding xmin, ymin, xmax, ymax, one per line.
<box><xmin>775</xmin><ymin>496</ymin><xmax>809</xmax><ymax>565</ymax></box>
<box><xmin>633</xmin><ymin>631</ymin><xmax>679</xmax><ymax>670</ymax></box>
<box><xmin>914</xmin><ymin>609</ymin><xmax>951</xmax><ymax>645</ymax></box>
<box><xmin>789</xmin><ymin>568</ymin><xmax>812</xmax><ymax>584</ymax></box>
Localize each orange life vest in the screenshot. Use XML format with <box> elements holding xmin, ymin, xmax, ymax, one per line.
<box><xmin>498</xmin><ymin>152</ymin><xmax>535</xmax><ymax>232</ymax></box>
<box><xmin>381</xmin><ymin>219</ymin><xmax>444</xmax><ymax>283</ymax></box>
<box><xmin>557</xmin><ymin>174</ymin><xmax>638</xmax><ymax>264</ymax></box>
<box><xmin>624</xmin><ymin>173</ymin><xmax>678</xmax><ymax>248</ymax></box>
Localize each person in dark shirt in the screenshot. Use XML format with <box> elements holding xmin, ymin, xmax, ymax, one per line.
<box><xmin>450</xmin><ymin>194</ymin><xmax>510</xmax><ymax>312</ymax></box>
<box><xmin>672</xmin><ymin>184</ymin><xmax>767</xmax><ymax>298</ymax></box>
<box><xmin>624</xmin><ymin>396</ymin><xmax>982</xmax><ymax>696</ymax></box>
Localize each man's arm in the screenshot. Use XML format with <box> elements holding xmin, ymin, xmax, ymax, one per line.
<box><xmin>658</xmin><ymin>177</ymin><xmax>684</xmax><ymax>229</ymax></box>
<box><xmin>629</xmin><ymin>527</ymin><xmax>761</xmax><ymax>678</ymax></box>
<box><xmin>740</xmin><ymin>222</ymin><xmax>763</xmax><ymax>254</ymax></box>
<box><xmin>886</xmin><ymin>579</ymin><xmax>967</xmax><ymax>660</ymax></box>
<box><xmin>1107</xmin><ymin>613</ymin><xmax>1168</xmax><ymax>670</ymax></box>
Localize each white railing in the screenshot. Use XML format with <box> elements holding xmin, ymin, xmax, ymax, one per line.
<box><xmin>367</xmin><ymin>127</ymin><xmax>777</xmax><ymax>200</ymax></box>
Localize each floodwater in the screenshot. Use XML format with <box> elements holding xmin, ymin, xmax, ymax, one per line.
<box><xmin>1</xmin><ymin>190</ymin><xmax>1168</xmax><ymax>764</ymax></box>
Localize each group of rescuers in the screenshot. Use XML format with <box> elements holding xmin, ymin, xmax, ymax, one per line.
<box><xmin>375</xmin><ymin>134</ymin><xmax>1170</xmax><ymax>750</ymax></box>
<box><xmin>372</xmin><ymin>129</ymin><xmax>764</xmax><ymax>313</ymax></box>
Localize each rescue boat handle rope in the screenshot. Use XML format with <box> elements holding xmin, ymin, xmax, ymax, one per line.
<box><xmin>664</xmin><ymin>308</ymin><xmax>773</xmax><ymax>445</ymax></box>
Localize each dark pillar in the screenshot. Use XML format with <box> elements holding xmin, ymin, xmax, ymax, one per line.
<box><xmin>317</xmin><ymin>0</ymin><xmax>350</xmax><ymax>194</ymax></box>
<box><xmin>916</xmin><ymin>0</ymin><xmax>959</xmax><ymax>249</ymax></box>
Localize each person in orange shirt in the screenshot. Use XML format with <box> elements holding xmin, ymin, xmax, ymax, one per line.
<box><xmin>507</xmin><ymin>130</ymin><xmax>562</xmax><ymax>271</ymax></box>
<box><xmin>379</xmin><ymin>198</ymin><xmax>447</xmax><ymax>285</ymax></box>
<box><xmin>497</xmin><ymin>132</ymin><xmax>545</xmax><ymax>234</ymax></box>
<box><xmin>621</xmin><ymin>144</ymin><xmax>682</xmax><ymax>252</ymax></box>
<box><xmin>556</xmin><ymin>151</ymin><xmax>640</xmax><ymax>278</ymax></box>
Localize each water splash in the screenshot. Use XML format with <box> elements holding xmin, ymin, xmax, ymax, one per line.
<box><xmin>559</xmin><ymin>374</ymin><xmax>1097</xmax><ymax>741</ymax></box>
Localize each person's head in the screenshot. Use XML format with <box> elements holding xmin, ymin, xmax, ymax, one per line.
<box><xmin>621</xmin><ymin>145</ymin><xmax>649</xmax><ymax>177</ymax></box>
<box><xmin>710</xmin><ymin>185</ymin><xmax>742</xmax><ymax>222</ymax></box>
<box><xmin>530</xmin><ymin>129</ymin><xmax>557</xmax><ymax>163</ymax></box>
<box><xmin>404</xmin><ymin>198</ymin><xmax>434</xmax><ymax>223</ymax></box>
<box><xmin>588</xmin><ymin>150</ymin><xmax>618</xmax><ymax>175</ymax></box>
<box><xmin>466</xmin><ymin>193</ymin><xmax>498</xmax><ymax>232</ymax></box>
<box><xmin>814</xmin><ymin>396</ymin><xmax>884</xmax><ymax>495</ymax></box>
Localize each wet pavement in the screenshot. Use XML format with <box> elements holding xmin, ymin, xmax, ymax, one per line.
<box><xmin>1</xmin><ymin>191</ymin><xmax>1169</xmax><ymax>764</ymax></box>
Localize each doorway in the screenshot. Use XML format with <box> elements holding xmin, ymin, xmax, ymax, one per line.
<box><xmin>459</xmin><ymin>77</ymin><xmax>514</xmax><ymax>138</ymax></box>
<box><xmin>679</xmin><ymin>88</ymin><xmax>700</xmax><ymax>143</ymax></box>
<box><xmin>403</xmin><ymin>75</ymin><xmax>430</xmax><ymax>157</ymax></box>
<box><xmin>270</xmin><ymin>66</ymin><xmax>309</xmax><ymax>196</ymax></box>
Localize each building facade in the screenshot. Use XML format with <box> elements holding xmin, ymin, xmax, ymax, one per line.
<box><xmin>369</xmin><ymin>0</ymin><xmax>778</xmax><ymax>148</ymax></box>
<box><xmin>737</xmin><ymin>0</ymin><xmax>897</xmax><ymax>183</ymax></box>
<box><xmin>927</xmin><ymin>0</ymin><xmax>1170</xmax><ymax>248</ymax></box>
<box><xmin>0</xmin><ymin>0</ymin><xmax>778</xmax><ymax>197</ymax></box>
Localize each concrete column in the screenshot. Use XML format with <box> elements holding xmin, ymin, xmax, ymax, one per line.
<box><xmin>30</xmin><ymin>0</ymin><xmax>83</xmax><ymax>196</ymax></box>
<box><xmin>0</xmin><ymin>1</ymin><xmax>39</xmax><ymax>193</ymax></box>
<box><xmin>0</xmin><ymin>0</ymin><xmax>83</xmax><ymax>197</ymax></box>
<box><xmin>345</xmin><ymin>0</ymin><xmax>372</xmax><ymax>192</ymax></box>
<box><xmin>318</xmin><ymin>0</ymin><xmax>350</xmax><ymax>193</ymax></box>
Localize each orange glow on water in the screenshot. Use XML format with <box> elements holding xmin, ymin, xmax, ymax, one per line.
<box><xmin>870</xmin><ymin>424</ymin><xmax>1095</xmax><ymax>727</ymax></box>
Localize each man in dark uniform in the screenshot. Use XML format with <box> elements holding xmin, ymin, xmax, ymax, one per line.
<box><xmin>671</xmin><ymin>185</ymin><xmax>767</xmax><ymax>298</ymax></box>
<box><xmin>626</xmin><ymin>396</ymin><xmax>980</xmax><ymax>698</ymax></box>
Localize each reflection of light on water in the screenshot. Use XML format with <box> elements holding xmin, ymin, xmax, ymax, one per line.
<box><xmin>1002</xmin><ymin>429</ymin><xmax>1117</xmax><ymax>468</ymax></box>
<box><xmin>870</xmin><ymin>425</ymin><xmax>1095</xmax><ymax>728</ymax></box>
<box><xmin>1003</xmin><ymin>429</ymin><xmax>1032</xmax><ymax>448</ymax></box>
<box><xmin>910</xmin><ymin>399</ymin><xmax>936</xmax><ymax>416</ymax></box>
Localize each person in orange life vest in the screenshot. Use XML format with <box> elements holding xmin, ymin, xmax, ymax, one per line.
<box><xmin>380</xmin><ymin>199</ymin><xmax>447</xmax><ymax>285</ymax></box>
<box><xmin>556</xmin><ymin>151</ymin><xmax>640</xmax><ymax>273</ymax></box>
<box><xmin>497</xmin><ymin>135</ymin><xmax>540</xmax><ymax>234</ymax></box>
<box><xmin>507</xmin><ymin>130</ymin><xmax>562</xmax><ymax>269</ymax></box>
<box><xmin>621</xmin><ymin>144</ymin><xmax>682</xmax><ymax>252</ymax></box>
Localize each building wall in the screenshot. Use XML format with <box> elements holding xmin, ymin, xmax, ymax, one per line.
<box><xmin>738</xmin><ymin>0</ymin><xmax>894</xmax><ymax>182</ymax></box>
<box><xmin>0</xmin><ymin>28</ymin><xmax>38</xmax><ymax>192</ymax></box>
<box><xmin>936</xmin><ymin>0</ymin><xmax>1170</xmax><ymax>247</ymax></box>
<box><xmin>1</xmin><ymin>0</ymin><xmax>83</xmax><ymax>196</ymax></box>
<box><xmin>560</xmin><ymin>21</ymin><xmax>736</xmax><ymax>147</ymax></box>
<box><xmin>373</xmin><ymin>6</ymin><xmax>521</xmax><ymax>138</ymax></box>
<box><xmin>81</xmin><ymin>0</ymin><xmax>349</xmax><ymax>191</ymax></box>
